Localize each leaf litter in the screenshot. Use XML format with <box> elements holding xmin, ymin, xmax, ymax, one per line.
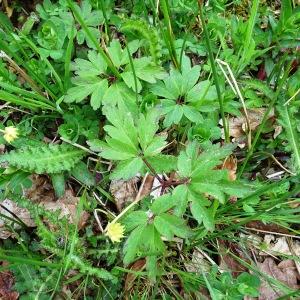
<box><xmin>0</xmin><ymin>176</ymin><xmax>89</xmax><ymax>238</ymax></box>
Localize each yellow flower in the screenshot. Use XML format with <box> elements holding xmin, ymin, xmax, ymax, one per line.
<box><xmin>2</xmin><ymin>126</ymin><xmax>19</xmax><ymax>143</ymax></box>
<box><xmin>105</xmin><ymin>222</ymin><xmax>125</xmax><ymax>243</ymax></box>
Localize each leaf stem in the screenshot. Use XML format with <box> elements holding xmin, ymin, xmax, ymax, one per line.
<box><xmin>142</xmin><ymin>157</ymin><xmax>163</xmax><ymax>184</ymax></box>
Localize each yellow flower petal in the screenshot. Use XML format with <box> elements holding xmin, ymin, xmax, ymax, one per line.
<box><xmin>105</xmin><ymin>222</ymin><xmax>125</xmax><ymax>243</ymax></box>
<box><xmin>3</xmin><ymin>126</ymin><xmax>19</xmax><ymax>143</ymax></box>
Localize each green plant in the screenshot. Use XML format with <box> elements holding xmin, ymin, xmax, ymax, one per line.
<box><xmin>0</xmin><ymin>0</ymin><xmax>299</xmax><ymax>298</ymax></box>
<box><xmin>0</xmin><ymin>143</ymin><xmax>85</xmax><ymax>174</ymax></box>
<box><xmin>151</xmin><ymin>55</ymin><xmax>217</xmax><ymax>127</ymax></box>
<box><xmin>64</xmin><ymin>39</ymin><xmax>165</xmax><ymax>110</ymax></box>
<box><xmin>88</xmin><ymin>105</ymin><xmax>175</xmax><ymax>179</ymax></box>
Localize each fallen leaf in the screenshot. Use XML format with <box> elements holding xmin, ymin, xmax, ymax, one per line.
<box><xmin>221</xmin><ymin>155</ymin><xmax>237</xmax><ymax>181</ymax></box>
<box><xmin>221</xmin><ymin>108</ymin><xmax>275</xmax><ymax>147</ymax></box>
<box><xmin>258</xmin><ymin>258</ymin><xmax>299</xmax><ymax>300</ymax></box>
<box><xmin>0</xmin><ymin>270</ymin><xmax>19</xmax><ymax>300</ymax></box>
<box><xmin>259</xmin><ymin>235</ymin><xmax>300</xmax><ymax>276</ymax></box>
<box><xmin>41</xmin><ymin>190</ymin><xmax>89</xmax><ymax>230</ymax></box>
<box><xmin>2</xmin><ymin>0</ymin><xmax>13</xmax><ymax>18</ymax></box>
<box><xmin>110</xmin><ymin>177</ymin><xmax>138</xmax><ymax>212</ymax></box>
<box><xmin>260</xmin><ymin>235</ymin><xmax>290</xmax><ymax>256</ymax></box>
<box><xmin>25</xmin><ymin>175</ymin><xmax>55</xmax><ymax>203</ymax></box>
<box><xmin>140</xmin><ymin>174</ymin><xmax>154</xmax><ymax>199</ymax></box>
<box><xmin>0</xmin><ymin>190</ymin><xmax>89</xmax><ymax>239</ymax></box>
<box><xmin>273</xmin><ymin>125</ymin><xmax>282</xmax><ymax>139</ymax></box>
<box><xmin>184</xmin><ymin>249</ymin><xmax>211</xmax><ymax>273</ymax></box>
<box><xmin>0</xmin><ymin>199</ymin><xmax>36</xmax><ymax>239</ymax></box>
<box><xmin>246</xmin><ymin>221</ymin><xmax>290</xmax><ymax>234</ymax></box>
<box><xmin>124</xmin><ymin>259</ymin><xmax>146</xmax><ymax>292</ymax></box>
<box><xmin>0</xmin><ymin>145</ymin><xmax>5</xmax><ymax>155</ymax></box>
<box><xmin>257</xmin><ymin>64</ymin><xmax>267</xmax><ymax>81</ymax></box>
<box><xmin>218</xmin><ymin>240</ymin><xmax>247</xmax><ymax>277</ymax></box>
<box><xmin>150</xmin><ymin>176</ymin><xmax>162</xmax><ymax>199</ymax></box>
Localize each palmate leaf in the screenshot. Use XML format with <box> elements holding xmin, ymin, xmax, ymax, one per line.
<box><xmin>0</xmin><ymin>143</ymin><xmax>85</xmax><ymax>174</ymax></box>
<box><xmin>121</xmin><ymin>57</ymin><xmax>165</xmax><ymax>93</ymax></box>
<box><xmin>190</xmin><ymin>198</ymin><xmax>214</xmax><ymax>232</ymax></box>
<box><xmin>102</xmin><ymin>82</ymin><xmax>138</xmax><ymax>114</ymax></box>
<box><xmin>64</xmin><ymin>78</ymin><xmax>108</xmax><ymax>110</ymax></box>
<box><xmin>107</xmin><ymin>39</ymin><xmax>140</xmax><ymax>68</ymax></box>
<box><xmin>90</xmin><ymin>106</ymin><xmax>176</xmax><ymax>179</ymax></box>
<box><xmin>153</xmin><ymin>213</ymin><xmax>190</xmax><ymax>240</ymax></box>
<box><xmin>150</xmin><ymin>55</ymin><xmax>208</xmax><ymax>127</ymax></box>
<box><xmin>64</xmin><ymin>51</ymin><xmax>109</xmax><ymax>109</ymax></box>
<box><xmin>123</xmin><ymin>224</ymin><xmax>165</xmax><ymax>265</ymax></box>
<box><xmin>174</xmin><ymin>142</ymin><xmax>253</xmax><ymax>220</ymax></box>
<box><xmin>110</xmin><ymin>157</ymin><xmax>144</xmax><ymax>180</ymax></box>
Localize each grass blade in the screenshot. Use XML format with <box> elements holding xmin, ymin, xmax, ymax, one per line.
<box><xmin>20</xmin><ymin>33</ymin><xmax>65</xmax><ymax>94</ymax></box>
<box><xmin>278</xmin><ymin>105</ymin><xmax>300</xmax><ymax>174</ymax></box>
<box><xmin>64</xmin><ymin>25</ymin><xmax>76</xmax><ymax>91</ymax></box>
<box><xmin>198</xmin><ymin>2</ymin><xmax>229</xmax><ymax>143</ymax></box>
<box><xmin>160</xmin><ymin>0</ymin><xmax>179</xmax><ymax>69</ymax></box>
<box><xmin>0</xmin><ymin>90</ymin><xmax>56</xmax><ymax>111</ymax></box>
<box><xmin>238</xmin><ymin>0</ymin><xmax>260</xmax><ymax>74</ymax></box>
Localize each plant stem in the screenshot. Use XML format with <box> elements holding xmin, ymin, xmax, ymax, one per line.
<box><xmin>64</xmin><ymin>25</ymin><xmax>76</xmax><ymax>91</ymax></box>
<box><xmin>160</xmin><ymin>0</ymin><xmax>180</xmax><ymax>70</ymax></box>
<box><xmin>198</xmin><ymin>2</ymin><xmax>229</xmax><ymax>143</ymax></box>
<box><xmin>142</xmin><ymin>157</ymin><xmax>163</xmax><ymax>184</ymax></box>
<box><xmin>99</xmin><ymin>0</ymin><xmax>111</xmax><ymax>39</ymax></box>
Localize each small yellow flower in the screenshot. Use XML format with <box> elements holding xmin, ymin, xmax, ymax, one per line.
<box><xmin>105</xmin><ymin>222</ymin><xmax>125</xmax><ymax>243</ymax></box>
<box><xmin>2</xmin><ymin>126</ymin><xmax>19</xmax><ymax>143</ymax></box>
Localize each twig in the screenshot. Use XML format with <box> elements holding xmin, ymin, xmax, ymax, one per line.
<box><xmin>246</xmin><ymin>228</ymin><xmax>300</xmax><ymax>240</ymax></box>
<box><xmin>255</xmin><ymin>151</ymin><xmax>296</xmax><ymax>176</ymax></box>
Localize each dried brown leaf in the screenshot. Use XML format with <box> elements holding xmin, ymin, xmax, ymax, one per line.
<box><xmin>221</xmin><ymin>155</ymin><xmax>237</xmax><ymax>181</ymax></box>
<box><xmin>0</xmin><ymin>270</ymin><xmax>19</xmax><ymax>300</ymax></box>
<box><xmin>124</xmin><ymin>259</ymin><xmax>146</xmax><ymax>293</ymax></box>
<box><xmin>260</xmin><ymin>236</ymin><xmax>298</xmax><ymax>256</ymax></box>
<box><xmin>140</xmin><ymin>175</ymin><xmax>154</xmax><ymax>199</ymax></box>
<box><xmin>25</xmin><ymin>175</ymin><xmax>55</xmax><ymax>203</ymax></box>
<box><xmin>0</xmin><ymin>189</ymin><xmax>89</xmax><ymax>239</ymax></box>
<box><xmin>246</xmin><ymin>221</ymin><xmax>290</xmax><ymax>234</ymax></box>
<box><xmin>110</xmin><ymin>177</ymin><xmax>138</xmax><ymax>212</ymax></box>
<box><xmin>41</xmin><ymin>190</ymin><xmax>89</xmax><ymax>230</ymax></box>
<box><xmin>258</xmin><ymin>258</ymin><xmax>299</xmax><ymax>300</ymax></box>
<box><xmin>218</xmin><ymin>240</ymin><xmax>247</xmax><ymax>277</ymax></box>
<box><xmin>184</xmin><ymin>249</ymin><xmax>211</xmax><ymax>273</ymax></box>
<box><xmin>223</xmin><ymin>108</ymin><xmax>275</xmax><ymax>146</ymax></box>
<box><xmin>0</xmin><ymin>199</ymin><xmax>36</xmax><ymax>239</ymax></box>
